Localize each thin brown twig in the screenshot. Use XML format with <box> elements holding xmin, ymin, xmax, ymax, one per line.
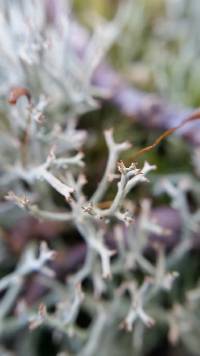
<box><xmin>132</xmin><ymin>110</ymin><xmax>200</xmax><ymax>161</ymax></box>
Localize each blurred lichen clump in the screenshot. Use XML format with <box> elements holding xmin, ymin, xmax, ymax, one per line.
<box><xmin>75</xmin><ymin>0</ymin><xmax>200</xmax><ymax>105</ymax></box>
<box><xmin>111</xmin><ymin>0</ymin><xmax>200</xmax><ymax>106</ymax></box>
<box><xmin>0</xmin><ymin>1</ymin><xmax>200</xmax><ymax>356</ymax></box>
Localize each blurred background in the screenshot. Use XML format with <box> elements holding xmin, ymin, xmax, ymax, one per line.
<box><xmin>1</xmin><ymin>0</ymin><xmax>200</xmax><ymax>355</ymax></box>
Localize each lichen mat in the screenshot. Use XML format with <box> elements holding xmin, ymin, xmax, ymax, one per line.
<box><xmin>8</xmin><ymin>86</ymin><xmax>200</xmax><ymax>162</ymax></box>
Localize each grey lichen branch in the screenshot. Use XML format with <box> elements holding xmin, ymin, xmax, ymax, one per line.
<box><xmin>0</xmin><ymin>242</ymin><xmax>56</xmax><ymax>292</ymax></box>
<box><xmin>95</xmin><ymin>160</ymin><xmax>156</xmax><ymax>219</ymax></box>
<box><xmin>91</xmin><ymin>129</ymin><xmax>131</xmax><ymax>204</ymax></box>
<box><xmin>119</xmin><ymin>279</ymin><xmax>155</xmax><ymax>332</ymax></box>
<box><xmin>29</xmin><ymin>284</ymin><xmax>85</xmax><ymax>335</ymax></box>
